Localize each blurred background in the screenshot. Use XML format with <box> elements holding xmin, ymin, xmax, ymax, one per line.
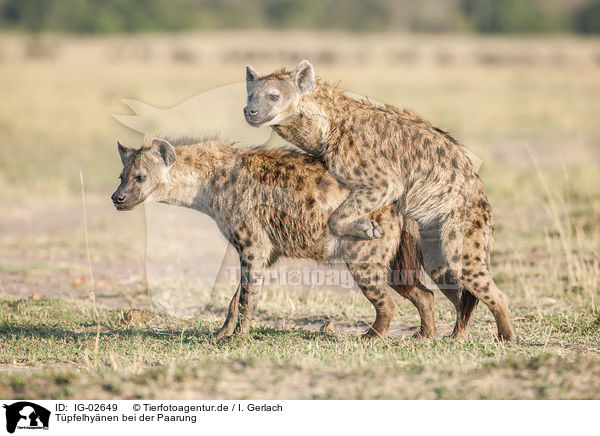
<box><xmin>2</xmin><ymin>0</ymin><xmax>600</xmax><ymax>33</ymax></box>
<box><xmin>0</xmin><ymin>0</ymin><xmax>598</xmax><ymax>321</ymax></box>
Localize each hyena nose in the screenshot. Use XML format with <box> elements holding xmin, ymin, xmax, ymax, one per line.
<box><xmin>112</xmin><ymin>192</ymin><xmax>126</xmax><ymax>204</ymax></box>
<box><xmin>244</xmin><ymin>106</ymin><xmax>258</xmax><ymax>116</ymax></box>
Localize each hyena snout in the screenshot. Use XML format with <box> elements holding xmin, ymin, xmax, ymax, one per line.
<box><xmin>244</xmin><ymin>104</ymin><xmax>263</xmax><ymax>127</ymax></box>
<box><xmin>111</xmin><ymin>190</ymin><xmax>127</xmax><ymax>205</ymax></box>
<box><xmin>243</xmin><ymin>106</ymin><xmax>258</xmax><ymax>116</ymax></box>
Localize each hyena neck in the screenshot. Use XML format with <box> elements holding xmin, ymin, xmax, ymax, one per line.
<box><xmin>157</xmin><ymin>141</ymin><xmax>237</xmax><ymax>216</ymax></box>
<box><xmin>273</xmin><ymin>81</ymin><xmax>351</xmax><ymax>157</ymax></box>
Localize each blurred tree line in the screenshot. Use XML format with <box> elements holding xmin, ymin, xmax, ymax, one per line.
<box><xmin>0</xmin><ymin>0</ymin><xmax>599</xmax><ymax>34</ymax></box>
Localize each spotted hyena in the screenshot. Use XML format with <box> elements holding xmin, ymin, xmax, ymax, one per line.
<box><xmin>111</xmin><ymin>137</ymin><xmax>436</xmax><ymax>340</ymax></box>
<box><xmin>243</xmin><ymin>61</ymin><xmax>515</xmax><ymax>341</ymax></box>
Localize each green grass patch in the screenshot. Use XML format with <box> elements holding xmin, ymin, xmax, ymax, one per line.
<box><xmin>0</xmin><ymin>297</ymin><xmax>598</xmax><ymax>399</ymax></box>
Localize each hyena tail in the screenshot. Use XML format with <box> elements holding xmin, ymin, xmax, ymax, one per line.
<box><xmin>393</xmin><ymin>218</ymin><xmax>423</xmax><ymax>293</ymax></box>
<box><xmin>458</xmin><ymin>289</ymin><xmax>479</xmax><ymax>323</ymax></box>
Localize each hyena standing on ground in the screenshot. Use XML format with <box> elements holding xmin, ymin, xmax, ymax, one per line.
<box><xmin>111</xmin><ymin>137</ymin><xmax>436</xmax><ymax>339</ymax></box>
<box><xmin>244</xmin><ymin>61</ymin><xmax>516</xmax><ymax>341</ymax></box>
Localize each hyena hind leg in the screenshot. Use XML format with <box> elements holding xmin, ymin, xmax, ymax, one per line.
<box><xmin>432</xmin><ymin>269</ymin><xmax>478</xmax><ymax>339</ymax></box>
<box><xmin>457</xmin><ymin>267</ymin><xmax>514</xmax><ymax>341</ymax></box>
<box><xmin>391</xmin><ymin>282</ymin><xmax>437</xmax><ymax>338</ymax></box>
<box><xmin>441</xmin><ymin>221</ymin><xmax>515</xmax><ymax>342</ymax></box>
<box><xmin>346</xmin><ymin>262</ymin><xmax>398</xmax><ymax>340</ymax></box>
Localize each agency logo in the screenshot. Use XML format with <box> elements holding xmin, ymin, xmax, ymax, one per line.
<box><xmin>2</xmin><ymin>402</ymin><xmax>50</xmax><ymax>433</ymax></box>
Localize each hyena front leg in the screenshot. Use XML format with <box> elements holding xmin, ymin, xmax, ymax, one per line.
<box><xmin>214</xmin><ymin>284</ymin><xmax>241</xmax><ymax>340</ymax></box>
<box><xmin>236</xmin><ymin>253</ymin><xmax>268</xmax><ymax>336</ymax></box>
<box><xmin>328</xmin><ymin>187</ymin><xmax>395</xmax><ymax>239</ymax></box>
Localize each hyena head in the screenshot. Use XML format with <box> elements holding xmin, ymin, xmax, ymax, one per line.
<box><xmin>244</xmin><ymin>60</ymin><xmax>316</xmax><ymax>127</ymax></box>
<box><xmin>111</xmin><ymin>138</ymin><xmax>176</xmax><ymax>210</ymax></box>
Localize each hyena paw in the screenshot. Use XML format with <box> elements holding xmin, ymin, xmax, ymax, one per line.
<box><xmin>361</xmin><ymin>328</ymin><xmax>384</xmax><ymax>341</ymax></box>
<box><xmin>412</xmin><ymin>327</ymin><xmax>435</xmax><ymax>339</ymax></box>
<box><xmin>213</xmin><ymin>331</ymin><xmax>251</xmax><ymax>345</ymax></box>
<box><xmin>354</xmin><ymin>220</ymin><xmax>383</xmax><ymax>239</ymax></box>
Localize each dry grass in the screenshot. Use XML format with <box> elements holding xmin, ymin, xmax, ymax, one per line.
<box><xmin>0</xmin><ymin>31</ymin><xmax>598</xmax><ymax>399</ymax></box>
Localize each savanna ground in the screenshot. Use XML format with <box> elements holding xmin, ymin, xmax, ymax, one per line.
<box><xmin>0</xmin><ymin>32</ymin><xmax>599</xmax><ymax>399</ymax></box>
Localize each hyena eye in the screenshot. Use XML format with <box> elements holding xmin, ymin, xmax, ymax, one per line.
<box><xmin>136</xmin><ymin>175</ymin><xmax>146</xmax><ymax>183</ymax></box>
<box><xmin>268</xmin><ymin>94</ymin><xmax>279</xmax><ymax>102</ymax></box>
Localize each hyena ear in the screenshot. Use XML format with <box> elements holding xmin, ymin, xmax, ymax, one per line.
<box><xmin>291</xmin><ymin>60</ymin><xmax>315</xmax><ymax>94</ymax></box>
<box><xmin>151</xmin><ymin>138</ymin><xmax>176</xmax><ymax>167</ymax></box>
<box><xmin>246</xmin><ymin>65</ymin><xmax>260</xmax><ymax>92</ymax></box>
<box><xmin>117</xmin><ymin>141</ymin><xmax>134</xmax><ymax>165</ymax></box>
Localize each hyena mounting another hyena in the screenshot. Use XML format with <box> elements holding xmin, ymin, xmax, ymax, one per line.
<box><xmin>111</xmin><ymin>137</ymin><xmax>435</xmax><ymax>340</ymax></box>
<box><xmin>244</xmin><ymin>60</ymin><xmax>515</xmax><ymax>341</ymax></box>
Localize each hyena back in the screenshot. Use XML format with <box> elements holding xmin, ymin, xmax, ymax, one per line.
<box><xmin>111</xmin><ymin>138</ymin><xmax>435</xmax><ymax>339</ymax></box>
<box><xmin>244</xmin><ymin>61</ymin><xmax>515</xmax><ymax>341</ymax></box>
